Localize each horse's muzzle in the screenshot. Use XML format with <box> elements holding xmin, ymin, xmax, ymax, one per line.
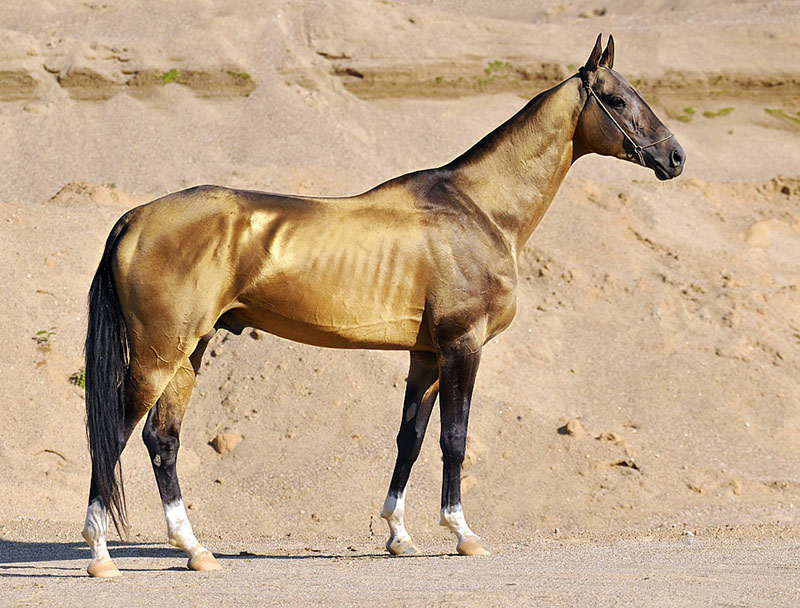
<box><xmin>653</xmin><ymin>141</ymin><xmax>685</xmax><ymax>180</ymax></box>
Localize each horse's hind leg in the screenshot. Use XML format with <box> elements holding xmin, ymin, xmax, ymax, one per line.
<box><xmin>381</xmin><ymin>351</ymin><xmax>439</xmax><ymax>555</ymax></box>
<box><xmin>141</xmin><ymin>335</ymin><xmax>221</xmax><ymax>571</ymax></box>
<box><xmin>82</xmin><ymin>481</ymin><xmax>119</xmax><ymax>577</ymax></box>
<box><xmin>83</xmin><ymin>355</ymin><xmax>180</xmax><ymax>577</ymax></box>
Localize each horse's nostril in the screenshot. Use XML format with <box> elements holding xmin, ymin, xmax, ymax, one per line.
<box><xmin>670</xmin><ymin>148</ymin><xmax>684</xmax><ymax>168</ymax></box>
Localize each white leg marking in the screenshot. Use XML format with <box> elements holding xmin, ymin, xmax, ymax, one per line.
<box><xmin>380</xmin><ymin>490</ymin><xmax>411</xmax><ymax>544</ymax></box>
<box><xmin>82</xmin><ymin>498</ymin><xmax>111</xmax><ymax>563</ymax></box>
<box><xmin>440</xmin><ymin>504</ymin><xmax>478</xmax><ymax>544</ymax></box>
<box><xmin>82</xmin><ymin>498</ymin><xmax>121</xmax><ymax>576</ymax></box>
<box><xmin>164</xmin><ymin>499</ymin><xmax>221</xmax><ymax>571</ymax></box>
<box><xmin>164</xmin><ymin>499</ymin><xmax>204</xmax><ymax>558</ymax></box>
<box><xmin>380</xmin><ymin>489</ymin><xmax>419</xmax><ymax>554</ymax></box>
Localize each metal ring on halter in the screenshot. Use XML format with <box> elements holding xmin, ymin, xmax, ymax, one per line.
<box><xmin>580</xmin><ymin>73</ymin><xmax>674</xmax><ymax>167</ymax></box>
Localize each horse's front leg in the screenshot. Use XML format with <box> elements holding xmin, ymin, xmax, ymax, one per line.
<box><xmin>381</xmin><ymin>351</ymin><xmax>439</xmax><ymax>555</ymax></box>
<box><xmin>437</xmin><ymin>340</ymin><xmax>490</xmax><ymax>556</ymax></box>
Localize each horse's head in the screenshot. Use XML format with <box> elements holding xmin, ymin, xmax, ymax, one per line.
<box><xmin>574</xmin><ymin>35</ymin><xmax>685</xmax><ymax>180</ymax></box>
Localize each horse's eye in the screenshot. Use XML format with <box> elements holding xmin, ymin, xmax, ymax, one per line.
<box><xmin>611</xmin><ymin>96</ymin><xmax>626</xmax><ymax>109</ymax></box>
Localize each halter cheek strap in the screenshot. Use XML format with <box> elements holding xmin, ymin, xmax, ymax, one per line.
<box><xmin>580</xmin><ymin>74</ymin><xmax>674</xmax><ymax>167</ymax></box>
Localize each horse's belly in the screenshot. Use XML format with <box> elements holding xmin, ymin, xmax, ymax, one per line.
<box><xmin>242</xmin><ymin>306</ymin><xmax>426</xmax><ymax>350</ymax></box>
<box><xmin>238</xmin><ymin>263</ymin><xmax>429</xmax><ymax>350</ymax></box>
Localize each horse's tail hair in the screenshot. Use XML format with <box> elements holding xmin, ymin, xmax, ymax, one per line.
<box><xmin>85</xmin><ymin>222</ymin><xmax>130</xmax><ymax>538</ymax></box>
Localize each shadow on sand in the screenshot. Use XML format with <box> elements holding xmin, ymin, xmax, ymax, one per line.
<box><xmin>0</xmin><ymin>538</ymin><xmax>444</xmax><ymax>578</ymax></box>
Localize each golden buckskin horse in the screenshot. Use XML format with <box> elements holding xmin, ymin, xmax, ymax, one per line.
<box><xmin>82</xmin><ymin>35</ymin><xmax>684</xmax><ymax>576</ymax></box>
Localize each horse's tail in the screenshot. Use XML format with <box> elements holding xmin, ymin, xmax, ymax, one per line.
<box><xmin>85</xmin><ymin>221</ymin><xmax>130</xmax><ymax>537</ymax></box>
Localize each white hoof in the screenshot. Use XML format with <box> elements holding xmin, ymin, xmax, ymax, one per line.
<box><xmin>87</xmin><ymin>558</ymin><xmax>122</xmax><ymax>577</ymax></box>
<box><xmin>188</xmin><ymin>550</ymin><xmax>222</xmax><ymax>571</ymax></box>
<box><xmin>456</xmin><ymin>537</ymin><xmax>490</xmax><ymax>556</ymax></box>
<box><xmin>386</xmin><ymin>536</ymin><xmax>420</xmax><ymax>556</ymax></box>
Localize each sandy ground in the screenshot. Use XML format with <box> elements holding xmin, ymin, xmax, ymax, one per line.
<box><xmin>3</xmin><ymin>534</ymin><xmax>800</xmax><ymax>607</ymax></box>
<box><xmin>1</xmin><ymin>0</ymin><xmax>799</xmax><ymax>605</ymax></box>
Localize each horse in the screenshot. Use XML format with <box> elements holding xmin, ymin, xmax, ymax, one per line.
<box><xmin>81</xmin><ymin>34</ymin><xmax>685</xmax><ymax>576</ymax></box>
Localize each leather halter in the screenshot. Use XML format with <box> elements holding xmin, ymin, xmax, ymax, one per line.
<box><xmin>580</xmin><ymin>68</ymin><xmax>674</xmax><ymax>167</ymax></box>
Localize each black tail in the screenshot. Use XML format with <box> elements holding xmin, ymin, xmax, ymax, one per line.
<box><xmin>85</xmin><ymin>222</ymin><xmax>129</xmax><ymax>537</ymax></box>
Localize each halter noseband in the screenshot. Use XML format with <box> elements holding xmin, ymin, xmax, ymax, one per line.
<box><xmin>579</xmin><ymin>68</ymin><xmax>674</xmax><ymax>167</ymax></box>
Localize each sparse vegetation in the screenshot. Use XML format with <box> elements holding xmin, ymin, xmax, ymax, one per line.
<box><xmin>674</xmin><ymin>106</ymin><xmax>696</xmax><ymax>122</ymax></box>
<box><xmin>765</xmin><ymin>108</ymin><xmax>800</xmax><ymax>126</ymax></box>
<box><xmin>477</xmin><ymin>60</ymin><xmax>513</xmax><ymax>90</ymax></box>
<box><xmin>485</xmin><ymin>60</ymin><xmax>511</xmax><ymax>76</ymax></box>
<box><xmin>70</xmin><ymin>368</ymin><xmax>86</xmax><ymax>389</ymax></box>
<box><xmin>226</xmin><ymin>70</ymin><xmax>251</xmax><ymax>80</ymax></box>
<box><xmin>702</xmin><ymin>107</ymin><xmax>734</xmax><ymax>118</ymax></box>
<box><xmin>32</xmin><ymin>327</ymin><xmax>56</xmax><ymax>348</ymax></box>
<box><xmin>159</xmin><ymin>68</ymin><xmax>180</xmax><ymax>83</ymax></box>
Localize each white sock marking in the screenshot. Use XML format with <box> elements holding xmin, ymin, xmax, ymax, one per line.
<box><xmin>440</xmin><ymin>504</ymin><xmax>478</xmax><ymax>543</ymax></box>
<box><xmin>164</xmin><ymin>499</ymin><xmax>206</xmax><ymax>559</ymax></box>
<box><xmin>380</xmin><ymin>489</ymin><xmax>411</xmax><ymax>543</ymax></box>
<box><xmin>82</xmin><ymin>498</ymin><xmax>111</xmax><ymax>563</ymax></box>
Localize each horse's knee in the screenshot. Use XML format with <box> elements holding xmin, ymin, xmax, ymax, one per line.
<box><xmin>439</xmin><ymin>428</ymin><xmax>467</xmax><ymax>462</ymax></box>
<box><xmin>396</xmin><ymin>424</ymin><xmax>425</xmax><ymax>451</ymax></box>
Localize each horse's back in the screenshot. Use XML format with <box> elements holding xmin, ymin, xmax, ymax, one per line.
<box><xmin>110</xmin><ymin>184</ymin><xmax>436</xmax><ymax>351</ymax></box>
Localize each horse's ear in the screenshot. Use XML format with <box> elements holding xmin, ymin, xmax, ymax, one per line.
<box><xmin>583</xmin><ymin>34</ymin><xmax>603</xmax><ymax>72</ymax></box>
<box><xmin>600</xmin><ymin>34</ymin><xmax>615</xmax><ymax>69</ymax></box>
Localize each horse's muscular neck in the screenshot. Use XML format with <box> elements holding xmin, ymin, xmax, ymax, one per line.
<box><xmin>448</xmin><ymin>76</ymin><xmax>585</xmax><ymax>258</ymax></box>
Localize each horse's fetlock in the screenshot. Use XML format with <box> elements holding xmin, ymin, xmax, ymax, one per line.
<box><xmin>80</xmin><ymin>525</ymin><xmax>93</xmax><ymax>543</ymax></box>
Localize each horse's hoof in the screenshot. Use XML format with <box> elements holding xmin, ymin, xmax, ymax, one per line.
<box><xmin>456</xmin><ymin>537</ymin><xmax>491</xmax><ymax>556</ymax></box>
<box><xmin>386</xmin><ymin>537</ymin><xmax>419</xmax><ymax>556</ymax></box>
<box><xmin>188</xmin><ymin>550</ymin><xmax>222</xmax><ymax>571</ymax></box>
<box><xmin>87</xmin><ymin>558</ymin><xmax>121</xmax><ymax>578</ymax></box>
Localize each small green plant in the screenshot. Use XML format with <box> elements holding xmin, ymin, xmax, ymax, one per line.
<box><xmin>106</xmin><ymin>182</ymin><xmax>116</xmax><ymax>190</ymax></box>
<box><xmin>567</xmin><ymin>63</ymin><xmax>577</xmax><ymax>72</ymax></box>
<box><xmin>674</xmin><ymin>106</ymin><xmax>696</xmax><ymax>123</ymax></box>
<box><xmin>70</xmin><ymin>368</ymin><xmax>86</xmax><ymax>389</ymax></box>
<box><xmin>434</xmin><ymin>75</ymin><xmax>444</xmax><ymax>84</ymax></box>
<box><xmin>226</xmin><ymin>70</ymin><xmax>251</xmax><ymax>80</ymax></box>
<box><xmin>477</xmin><ymin>60</ymin><xmax>513</xmax><ymax>90</ymax></box>
<box><xmin>702</xmin><ymin>107</ymin><xmax>734</xmax><ymax>118</ymax></box>
<box><xmin>765</xmin><ymin>108</ymin><xmax>800</xmax><ymax>126</ymax></box>
<box><xmin>159</xmin><ymin>68</ymin><xmax>180</xmax><ymax>83</ymax></box>
<box><xmin>33</xmin><ymin>327</ymin><xmax>56</xmax><ymax>348</ymax></box>
<box><xmin>485</xmin><ymin>60</ymin><xmax>511</xmax><ymax>76</ymax></box>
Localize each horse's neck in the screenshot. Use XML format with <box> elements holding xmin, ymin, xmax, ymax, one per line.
<box><xmin>449</xmin><ymin>77</ymin><xmax>584</xmax><ymax>258</ymax></box>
